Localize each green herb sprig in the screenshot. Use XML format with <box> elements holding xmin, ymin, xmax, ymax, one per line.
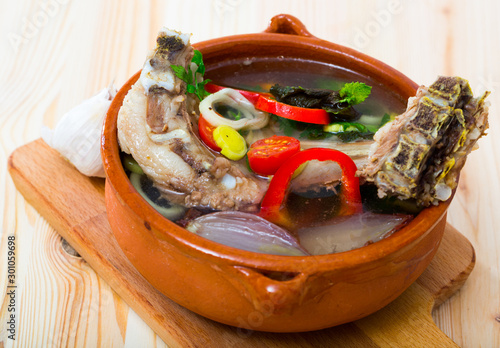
<box><xmin>171</xmin><ymin>50</ymin><xmax>211</xmax><ymax>101</ymax></box>
<box><xmin>338</xmin><ymin>82</ymin><xmax>372</xmax><ymax>106</ymax></box>
<box><xmin>321</xmin><ymin>113</ymin><xmax>393</xmax><ymax>142</ymax></box>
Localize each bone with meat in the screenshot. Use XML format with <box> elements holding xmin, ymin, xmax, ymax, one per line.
<box><xmin>117</xmin><ymin>28</ymin><xmax>268</xmax><ymax>211</ymax></box>
<box><xmin>358</xmin><ymin>76</ymin><xmax>489</xmax><ymax>206</ymax></box>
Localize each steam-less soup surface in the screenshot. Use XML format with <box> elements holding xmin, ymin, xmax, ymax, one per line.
<box><xmin>207</xmin><ymin>58</ymin><xmax>407</xmax><ymax>127</ymax></box>
<box><xmin>122</xmin><ymin>58</ymin><xmax>417</xmax><ymax>256</ymax></box>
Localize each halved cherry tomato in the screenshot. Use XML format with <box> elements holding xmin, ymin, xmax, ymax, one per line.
<box><xmin>198</xmin><ymin>115</ymin><xmax>221</xmax><ymax>151</ymax></box>
<box><xmin>247</xmin><ymin>136</ymin><xmax>301</xmax><ymax>176</ymax></box>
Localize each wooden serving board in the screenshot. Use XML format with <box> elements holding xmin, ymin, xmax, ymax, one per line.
<box><xmin>8</xmin><ymin>139</ymin><xmax>475</xmax><ymax>347</ymax></box>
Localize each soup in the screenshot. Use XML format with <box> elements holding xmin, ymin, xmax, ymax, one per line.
<box><xmin>117</xmin><ymin>29</ymin><xmax>488</xmax><ymax>257</ymax></box>
<box><xmin>120</xmin><ymin>57</ymin><xmax>418</xmax><ymax>256</ymax></box>
<box><xmin>206</xmin><ymin>58</ymin><xmax>407</xmax><ymax>121</ymax></box>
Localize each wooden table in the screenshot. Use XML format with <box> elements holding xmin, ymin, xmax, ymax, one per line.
<box><xmin>1</xmin><ymin>0</ymin><xmax>499</xmax><ymax>346</ymax></box>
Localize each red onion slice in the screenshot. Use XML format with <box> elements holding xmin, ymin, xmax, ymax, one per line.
<box><xmin>297</xmin><ymin>212</ymin><xmax>412</xmax><ymax>255</ymax></box>
<box><xmin>186</xmin><ymin>211</ymin><xmax>309</xmax><ymax>256</ymax></box>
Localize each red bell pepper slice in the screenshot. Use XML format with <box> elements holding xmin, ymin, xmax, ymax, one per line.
<box><xmin>204</xmin><ymin>83</ymin><xmax>264</xmax><ymax>104</ymax></box>
<box><xmin>255</xmin><ymin>95</ymin><xmax>331</xmax><ymax>125</ymax></box>
<box><xmin>259</xmin><ymin>148</ymin><xmax>362</xmax><ymax>228</ymax></box>
<box><xmin>205</xmin><ymin>83</ymin><xmax>331</xmax><ymax>125</ymax></box>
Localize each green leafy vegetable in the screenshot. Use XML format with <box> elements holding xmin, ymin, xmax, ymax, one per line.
<box><xmin>122</xmin><ymin>154</ymin><xmax>144</xmax><ymax>175</ymax></box>
<box><xmin>213</xmin><ymin>103</ymin><xmax>243</xmax><ymax>121</ymax></box>
<box><xmin>335</xmin><ymin>131</ymin><xmax>374</xmax><ymax>142</ymax></box>
<box><xmin>379</xmin><ymin>113</ymin><xmax>395</xmax><ymax>127</ymax></box>
<box><xmin>364</xmin><ymin>124</ymin><xmax>379</xmax><ymax>133</ymax></box>
<box><xmin>269</xmin><ymin>83</ymin><xmax>360</xmax><ymax>120</ymax></box>
<box><xmin>271</xmin><ymin>115</ymin><xmax>299</xmax><ymax>136</ymax></box>
<box><xmin>338</xmin><ymin>82</ymin><xmax>372</xmax><ymax>106</ymax></box>
<box><xmin>192</xmin><ymin>50</ymin><xmax>205</xmax><ymax>74</ymax></box>
<box><xmin>269</xmin><ymin>82</ymin><xmax>372</xmax><ymax>121</ymax></box>
<box><xmin>323</xmin><ymin>121</ymin><xmax>376</xmax><ymax>143</ymax></box>
<box><xmin>320</xmin><ymin>111</ymin><xmax>395</xmax><ymax>143</ymax></box>
<box><xmin>324</xmin><ymin>121</ymin><xmax>373</xmax><ymax>133</ymax></box>
<box><xmin>299</xmin><ymin>126</ymin><xmax>333</xmax><ymax>140</ymax></box>
<box><xmin>171</xmin><ymin>49</ymin><xmax>211</xmax><ymax>101</ymax></box>
<box><xmin>228</xmin><ymin>110</ymin><xmax>242</xmax><ymax>121</ymax></box>
<box><xmin>170</xmin><ymin>65</ymin><xmax>189</xmax><ymax>82</ymax></box>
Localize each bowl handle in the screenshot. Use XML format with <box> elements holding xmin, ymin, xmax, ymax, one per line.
<box><xmin>221</xmin><ymin>265</ymin><xmax>331</xmax><ymax>316</ymax></box>
<box><xmin>264</xmin><ymin>14</ymin><xmax>314</xmax><ymax>37</ymax></box>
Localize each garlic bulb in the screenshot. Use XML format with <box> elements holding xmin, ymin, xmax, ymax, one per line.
<box><xmin>41</xmin><ymin>85</ymin><xmax>117</xmax><ymax>177</ymax></box>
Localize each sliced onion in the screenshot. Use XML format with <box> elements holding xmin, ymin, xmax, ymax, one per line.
<box><xmin>186</xmin><ymin>211</ymin><xmax>309</xmax><ymax>256</ymax></box>
<box><xmin>199</xmin><ymin>89</ymin><xmax>269</xmax><ymax>130</ymax></box>
<box><xmin>297</xmin><ymin>212</ymin><xmax>412</xmax><ymax>255</ymax></box>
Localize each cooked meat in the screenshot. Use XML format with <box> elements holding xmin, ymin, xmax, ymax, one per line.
<box><xmin>117</xmin><ymin>28</ymin><xmax>268</xmax><ymax>211</ymax></box>
<box><xmin>292</xmin><ymin>139</ymin><xmax>372</xmax><ymax>192</ymax></box>
<box><xmin>143</xmin><ymin>32</ymin><xmax>192</xmax><ymax>134</ymax></box>
<box><xmin>358</xmin><ymin>76</ymin><xmax>489</xmax><ymax>206</ymax></box>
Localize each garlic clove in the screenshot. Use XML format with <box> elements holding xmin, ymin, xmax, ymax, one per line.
<box><xmin>41</xmin><ymin>85</ymin><xmax>117</xmax><ymax>178</ymax></box>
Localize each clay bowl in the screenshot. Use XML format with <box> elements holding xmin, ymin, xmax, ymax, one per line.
<box><xmin>102</xmin><ymin>14</ymin><xmax>451</xmax><ymax>332</ymax></box>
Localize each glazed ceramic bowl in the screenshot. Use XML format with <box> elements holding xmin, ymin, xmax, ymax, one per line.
<box><xmin>102</xmin><ymin>14</ymin><xmax>451</xmax><ymax>332</ymax></box>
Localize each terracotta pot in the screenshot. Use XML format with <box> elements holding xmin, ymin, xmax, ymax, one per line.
<box><xmin>101</xmin><ymin>14</ymin><xmax>450</xmax><ymax>332</ymax></box>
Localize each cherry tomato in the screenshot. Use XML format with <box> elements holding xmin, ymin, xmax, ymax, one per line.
<box><xmin>198</xmin><ymin>115</ymin><xmax>221</xmax><ymax>151</ymax></box>
<box><xmin>247</xmin><ymin>136</ymin><xmax>301</xmax><ymax>176</ymax></box>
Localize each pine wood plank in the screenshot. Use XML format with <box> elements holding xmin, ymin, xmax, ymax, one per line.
<box><xmin>7</xmin><ymin>139</ymin><xmax>474</xmax><ymax>347</ymax></box>
<box><xmin>2</xmin><ymin>1</ymin><xmax>499</xmax><ymax>346</ymax></box>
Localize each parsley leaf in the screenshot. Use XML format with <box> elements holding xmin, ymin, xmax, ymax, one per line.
<box><xmin>338</xmin><ymin>82</ymin><xmax>372</xmax><ymax>106</ymax></box>
<box><xmin>192</xmin><ymin>50</ymin><xmax>205</xmax><ymax>74</ymax></box>
<box><xmin>170</xmin><ymin>65</ymin><xmax>191</xmax><ymax>84</ymax></box>
<box><xmin>171</xmin><ymin>49</ymin><xmax>211</xmax><ymax>101</ymax></box>
<box><xmin>194</xmin><ymin>80</ymin><xmax>211</xmax><ymax>100</ymax></box>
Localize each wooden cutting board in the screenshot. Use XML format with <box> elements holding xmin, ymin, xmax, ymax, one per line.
<box><xmin>8</xmin><ymin>139</ymin><xmax>475</xmax><ymax>347</ymax></box>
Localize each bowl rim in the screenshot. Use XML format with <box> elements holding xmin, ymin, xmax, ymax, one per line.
<box><xmin>102</xmin><ymin>31</ymin><xmax>451</xmax><ymax>273</ymax></box>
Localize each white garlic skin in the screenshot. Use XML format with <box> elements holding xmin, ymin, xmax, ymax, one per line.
<box><xmin>41</xmin><ymin>85</ymin><xmax>117</xmax><ymax>177</ymax></box>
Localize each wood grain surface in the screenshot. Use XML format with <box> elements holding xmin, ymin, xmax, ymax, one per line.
<box><xmin>7</xmin><ymin>138</ymin><xmax>475</xmax><ymax>347</ymax></box>
<box><xmin>1</xmin><ymin>0</ymin><xmax>499</xmax><ymax>346</ymax></box>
